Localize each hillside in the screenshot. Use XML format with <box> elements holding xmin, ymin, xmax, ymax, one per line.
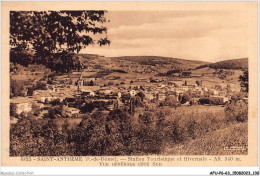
<box><xmin>201</xmin><ymin>58</ymin><xmax>248</xmax><ymax>70</ymax></box>
<box><xmin>164</xmin><ymin>122</ymin><xmax>248</xmax><ymax>155</ymax></box>
<box><xmin>109</xmin><ymin>56</ymin><xmax>209</xmax><ymax>70</ymax></box>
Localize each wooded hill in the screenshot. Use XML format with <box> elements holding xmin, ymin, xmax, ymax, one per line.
<box><xmin>196</xmin><ymin>58</ymin><xmax>248</xmax><ymax>70</ymax></box>
<box><xmin>109</xmin><ymin>56</ymin><xmax>209</xmax><ymax>70</ymax></box>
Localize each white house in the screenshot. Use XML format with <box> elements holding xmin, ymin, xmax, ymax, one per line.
<box><xmin>10</xmin><ymin>97</ymin><xmax>35</xmax><ymax>115</ymax></box>
<box><xmin>80</xmin><ymin>86</ymin><xmax>100</xmax><ymax>92</ymax></box>
<box><xmin>118</xmin><ymin>92</ymin><xmax>122</xmax><ymax>98</ymax></box>
<box><xmin>145</xmin><ymin>93</ymin><xmax>154</xmax><ymax>101</ymax></box>
<box><xmin>130</xmin><ymin>90</ymin><xmax>136</xmax><ymax>97</ymax></box>
<box><xmin>213</xmin><ymin>90</ymin><xmax>219</xmax><ymax>95</ymax></box>
<box><xmin>181</xmin><ymin>85</ymin><xmax>195</xmax><ymax>91</ymax></box>
<box><xmin>63</xmin><ymin>106</ymin><xmax>80</xmax><ymax>117</ymax></box>
<box><xmin>90</xmin><ymin>91</ymin><xmax>95</xmax><ymax>97</ymax></box>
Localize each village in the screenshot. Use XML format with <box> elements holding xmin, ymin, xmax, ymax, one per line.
<box><xmin>10</xmin><ymin>54</ymin><xmax>245</xmax><ymax>124</ymax></box>
<box><xmin>6</xmin><ymin>8</ymin><xmax>251</xmax><ymax>160</ymax></box>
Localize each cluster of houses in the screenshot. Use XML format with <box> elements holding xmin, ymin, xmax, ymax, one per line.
<box><xmin>10</xmin><ymin>70</ymin><xmax>238</xmax><ymax>119</ymax></box>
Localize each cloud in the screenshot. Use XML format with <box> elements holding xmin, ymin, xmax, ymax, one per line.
<box><xmin>82</xmin><ymin>10</ymin><xmax>248</xmax><ymax>62</ymax></box>
<box><xmin>107</xmin><ymin>11</ymin><xmax>246</xmax><ymax>40</ymax></box>
<box><xmin>106</xmin><ymin>10</ymin><xmax>237</xmax><ymax>29</ymax></box>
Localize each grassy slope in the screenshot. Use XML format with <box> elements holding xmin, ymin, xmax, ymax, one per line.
<box><xmin>163</xmin><ymin>122</ymin><xmax>248</xmax><ymax>155</ymax></box>
<box><xmin>189</xmin><ymin>66</ymin><xmax>243</xmax><ymax>88</ymax></box>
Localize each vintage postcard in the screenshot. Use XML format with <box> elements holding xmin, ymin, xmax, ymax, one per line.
<box><xmin>1</xmin><ymin>1</ymin><xmax>258</xmax><ymax>167</ymax></box>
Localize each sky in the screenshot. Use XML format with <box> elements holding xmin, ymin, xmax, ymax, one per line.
<box><xmin>82</xmin><ymin>10</ymin><xmax>248</xmax><ymax>62</ymax></box>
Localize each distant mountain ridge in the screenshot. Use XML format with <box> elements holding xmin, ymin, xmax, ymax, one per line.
<box><xmin>109</xmin><ymin>56</ymin><xmax>210</xmax><ymax>70</ymax></box>
<box><xmin>198</xmin><ymin>58</ymin><xmax>248</xmax><ymax>70</ymax></box>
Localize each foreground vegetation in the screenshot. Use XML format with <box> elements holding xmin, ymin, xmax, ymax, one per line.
<box><xmin>10</xmin><ymin>95</ymin><xmax>247</xmax><ymax>156</ymax></box>
<box><xmin>164</xmin><ymin>122</ymin><xmax>247</xmax><ymax>155</ymax></box>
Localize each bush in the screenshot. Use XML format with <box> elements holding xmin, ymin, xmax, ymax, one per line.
<box><xmin>231</xmin><ymin>92</ymin><xmax>246</xmax><ymax>101</ymax></box>
<box><xmin>225</xmin><ymin>100</ymin><xmax>248</xmax><ymax>122</ymax></box>
<box><xmin>164</xmin><ymin>95</ymin><xmax>179</xmax><ymax>108</ymax></box>
<box><xmin>180</xmin><ymin>92</ymin><xmax>191</xmax><ymax>104</ymax></box>
<box><xmin>27</xmin><ymin>87</ymin><xmax>34</xmax><ymax>96</ymax></box>
<box><xmin>35</xmin><ymin>81</ymin><xmax>47</xmax><ymax>90</ymax></box>
<box><xmin>136</xmin><ymin>92</ymin><xmax>145</xmax><ymax>100</ymax></box>
<box><xmin>46</xmin><ymin>107</ymin><xmax>62</xmax><ymax>119</ymax></box>
<box><xmin>199</xmin><ymin>97</ymin><xmax>224</xmax><ymax>105</ymax></box>
<box><xmin>33</xmin><ymin>109</ymin><xmax>41</xmax><ymax>116</ymax></box>
<box><xmin>50</xmin><ymin>99</ymin><xmax>61</xmax><ymax>106</ymax></box>
<box><xmin>89</xmin><ymin>80</ymin><xmax>94</xmax><ymax>86</ymax></box>
<box><xmin>10</xmin><ymin>104</ymin><xmax>18</xmax><ymax>117</ymax></box>
<box><xmin>163</xmin><ymin>118</ymin><xmax>185</xmax><ymax>144</ymax></box>
<box><xmin>10</xmin><ymin>105</ymin><xmax>234</xmax><ymax>156</ymax></box>
<box><xmin>10</xmin><ymin>79</ymin><xmax>26</xmax><ymax>98</ymax></box>
<box><xmin>10</xmin><ymin>117</ymin><xmax>54</xmax><ymax>156</ymax></box>
<box><xmin>135</xmin><ymin>112</ymin><xmax>163</xmax><ymax>154</ymax></box>
<box><xmin>108</xmin><ymin>81</ymin><xmax>114</xmax><ymax>86</ymax></box>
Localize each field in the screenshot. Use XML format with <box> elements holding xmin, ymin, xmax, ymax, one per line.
<box><xmin>157</xmin><ymin>105</ymin><xmax>247</xmax><ymax>155</ymax></box>
<box><xmin>175</xmin><ymin>105</ymin><xmax>225</xmax><ymax>114</ymax></box>
<box><xmin>164</xmin><ymin>122</ymin><xmax>248</xmax><ymax>155</ymax></box>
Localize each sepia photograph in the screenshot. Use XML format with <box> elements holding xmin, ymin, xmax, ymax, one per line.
<box><xmin>8</xmin><ymin>9</ymin><xmax>250</xmax><ymax>157</ymax></box>
<box><xmin>1</xmin><ymin>1</ymin><xmax>258</xmax><ymax>169</ymax></box>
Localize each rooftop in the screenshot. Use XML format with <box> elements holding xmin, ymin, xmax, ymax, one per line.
<box><xmin>80</xmin><ymin>86</ymin><xmax>100</xmax><ymax>91</ymax></box>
